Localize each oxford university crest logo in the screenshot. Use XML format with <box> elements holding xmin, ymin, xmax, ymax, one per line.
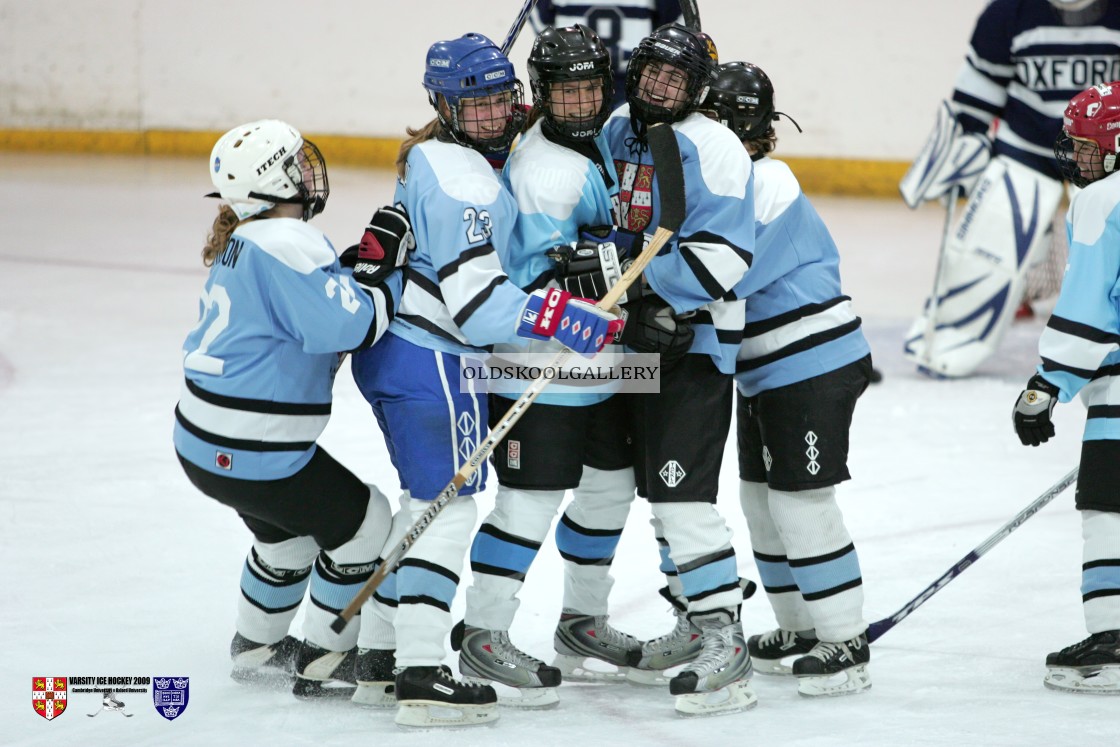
<box><xmin>32</xmin><ymin>677</ymin><xmax>67</xmax><ymax>721</ymax></box>
<box><xmin>152</xmin><ymin>676</ymin><xmax>189</xmax><ymax>720</ymax></box>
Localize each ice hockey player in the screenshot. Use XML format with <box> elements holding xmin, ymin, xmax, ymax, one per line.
<box><xmin>1012</xmin><ymin>81</ymin><xmax>1120</xmax><ymax>695</ymax></box>
<box><xmin>900</xmin><ymin>0</ymin><xmax>1120</xmax><ymax>378</ymax></box>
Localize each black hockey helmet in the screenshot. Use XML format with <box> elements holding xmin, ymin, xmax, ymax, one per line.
<box><xmin>625</xmin><ymin>23</ymin><xmax>716</xmax><ymax>125</ymax></box>
<box><xmin>704</xmin><ymin>62</ymin><xmax>776</xmax><ymax>141</ymax></box>
<box><xmin>528</xmin><ymin>24</ymin><xmax>614</xmax><ymax>141</ymax></box>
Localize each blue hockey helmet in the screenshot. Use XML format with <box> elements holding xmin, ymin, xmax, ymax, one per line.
<box><xmin>423</xmin><ymin>33</ymin><xmax>525</xmax><ymax>153</ymax></box>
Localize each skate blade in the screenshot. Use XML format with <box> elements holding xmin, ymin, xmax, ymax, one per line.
<box><xmin>394</xmin><ymin>701</ymin><xmax>499</xmax><ymax>728</ymax></box>
<box><xmin>230</xmin><ymin>667</ymin><xmax>295</xmax><ymax>690</ymax></box>
<box><xmin>460</xmin><ymin>676</ymin><xmax>559</xmax><ymax>709</ymax></box>
<box><xmin>752</xmin><ymin>658</ymin><xmax>796</xmax><ymax>677</ymax></box>
<box><xmin>674</xmin><ymin>680</ymin><xmax>758</xmax><ymax>717</ymax></box>
<box><xmin>292</xmin><ymin>678</ymin><xmax>358</xmax><ymax>700</ymax></box>
<box><xmin>553</xmin><ymin>653</ymin><xmax>628</xmax><ymax>682</ymax></box>
<box><xmin>1044</xmin><ymin>666</ymin><xmax>1120</xmax><ymax>695</ymax></box>
<box><xmin>352</xmin><ymin>681</ymin><xmax>396</xmax><ymax>708</ymax></box>
<box><xmin>626</xmin><ymin>667</ymin><xmax>675</xmax><ymax>687</ymax></box>
<box><xmin>796</xmin><ymin>664</ymin><xmax>871</xmax><ymax>697</ymax></box>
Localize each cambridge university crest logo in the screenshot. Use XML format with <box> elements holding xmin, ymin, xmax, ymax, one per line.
<box><xmin>32</xmin><ymin>677</ymin><xmax>67</xmax><ymax>721</ymax></box>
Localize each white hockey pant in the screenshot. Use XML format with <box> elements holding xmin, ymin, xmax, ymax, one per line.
<box><xmin>904</xmin><ymin>156</ymin><xmax>1064</xmax><ymax>377</ymax></box>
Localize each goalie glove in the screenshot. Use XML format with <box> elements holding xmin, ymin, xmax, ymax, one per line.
<box><xmin>1012</xmin><ymin>374</ymin><xmax>1059</xmax><ymax>447</ymax></box>
<box><xmin>340</xmin><ymin>204</ymin><xmax>414</xmax><ymax>286</ymax></box>
<box><xmin>516</xmin><ymin>287</ymin><xmax>624</xmax><ymax>358</ymax></box>
<box><xmin>899</xmin><ymin>100</ymin><xmax>991</xmax><ymax>209</ymax></box>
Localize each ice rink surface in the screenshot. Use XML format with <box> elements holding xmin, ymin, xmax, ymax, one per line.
<box><xmin>0</xmin><ymin>153</ymin><xmax>1110</xmax><ymax>745</ymax></box>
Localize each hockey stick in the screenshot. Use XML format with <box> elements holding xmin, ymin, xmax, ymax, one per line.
<box><xmin>331</xmin><ymin>124</ymin><xmax>685</xmax><ymax>633</ymax></box>
<box><xmin>919</xmin><ymin>184</ymin><xmax>961</xmax><ymax>370</ymax></box>
<box><xmin>867</xmin><ymin>466</ymin><xmax>1079</xmax><ymax>643</ymax></box>
<box><xmin>679</xmin><ymin>0</ymin><xmax>702</xmax><ymax>30</ymax></box>
<box><xmin>500</xmin><ymin>0</ymin><xmax>539</xmax><ymax>55</ymax></box>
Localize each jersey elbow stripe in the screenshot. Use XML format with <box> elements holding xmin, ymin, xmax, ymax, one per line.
<box><xmin>436</xmin><ymin>244</ymin><xmax>497</xmax><ymax>282</ymax></box>
<box><xmin>1046</xmin><ymin>314</ymin><xmax>1120</xmax><ymax>345</ymax></box>
<box><xmin>1041</xmin><ymin>356</ymin><xmax>1098</xmax><ymax>381</ymax></box>
<box><xmin>451</xmin><ymin>275</ymin><xmax>509</xmax><ymax>329</ymax></box>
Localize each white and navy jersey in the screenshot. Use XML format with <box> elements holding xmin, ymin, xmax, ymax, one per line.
<box><xmin>733</xmin><ymin>157</ymin><xmax>870</xmax><ymax>397</ymax></box>
<box><xmin>498</xmin><ymin>120</ymin><xmax>620</xmax><ymax>406</ymax></box>
<box><xmin>174</xmin><ymin>218</ymin><xmax>401</xmax><ymax>480</ymax></box>
<box><xmin>952</xmin><ymin>0</ymin><xmax>1120</xmax><ymax>178</ymax></box>
<box><xmin>1036</xmin><ymin>171</ymin><xmax>1120</xmax><ymax>440</ymax></box>
<box><xmin>389</xmin><ymin>139</ymin><xmax>529</xmax><ymax>355</ymax></box>
<box><xmin>530</xmin><ymin>0</ymin><xmax>682</xmax><ymax>104</ymax></box>
<box><xmin>604</xmin><ymin>107</ymin><xmax>755</xmax><ymax>374</ymax></box>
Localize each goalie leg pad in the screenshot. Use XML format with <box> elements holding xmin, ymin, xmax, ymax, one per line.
<box><xmin>904</xmin><ymin>156</ymin><xmax>1064</xmax><ymax>377</ymax></box>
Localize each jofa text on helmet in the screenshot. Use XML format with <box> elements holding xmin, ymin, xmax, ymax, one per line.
<box><xmin>256</xmin><ymin>145</ymin><xmax>287</xmax><ymax>176</ymax></box>
<box><xmin>569</xmin><ymin>61</ymin><xmax>595</xmax><ymax>72</ymax></box>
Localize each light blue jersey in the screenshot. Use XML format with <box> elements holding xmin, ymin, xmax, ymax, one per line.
<box><xmin>497</xmin><ymin>119</ymin><xmax>620</xmax><ymax>406</ymax></box>
<box><xmin>387</xmin><ymin>139</ymin><xmax>530</xmax><ymax>355</ymax></box>
<box><xmin>174</xmin><ymin>218</ymin><xmax>401</xmax><ymax>480</ymax></box>
<box><xmin>734</xmin><ymin>157</ymin><xmax>870</xmax><ymax>397</ymax></box>
<box><xmin>1037</xmin><ymin>171</ymin><xmax>1120</xmax><ymax>441</ymax></box>
<box><xmin>605</xmin><ymin>108</ymin><xmax>756</xmax><ymax>373</ymax></box>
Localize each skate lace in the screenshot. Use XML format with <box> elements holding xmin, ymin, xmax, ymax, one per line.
<box><xmin>489</xmin><ymin>631</ymin><xmax>548</xmax><ymax>669</ymax></box>
<box><xmin>806</xmin><ymin>637</ymin><xmax>862</xmax><ymax>663</ymax></box>
<box><xmin>757</xmin><ymin>628</ymin><xmax>798</xmax><ymax>649</ymax></box>
<box><xmin>590</xmin><ymin>615</ymin><xmax>640</xmax><ymax>648</ymax></box>
<box><xmin>644</xmin><ymin>611</ymin><xmax>692</xmax><ymax>653</ymax></box>
<box><xmin>689</xmin><ymin>623</ymin><xmax>737</xmax><ymax>676</ymax></box>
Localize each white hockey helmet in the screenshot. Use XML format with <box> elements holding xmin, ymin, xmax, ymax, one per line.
<box><xmin>208</xmin><ymin>119</ymin><xmax>329</xmax><ymax>221</ymax></box>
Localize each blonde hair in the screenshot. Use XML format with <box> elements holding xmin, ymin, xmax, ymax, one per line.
<box><xmin>396</xmin><ymin>117</ymin><xmax>443</xmax><ymax>179</ymax></box>
<box><xmin>202</xmin><ymin>205</ymin><xmax>241</xmax><ymax>267</ymax></box>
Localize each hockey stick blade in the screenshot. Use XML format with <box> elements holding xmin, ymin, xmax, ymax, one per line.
<box><xmin>330</xmin><ymin>123</ymin><xmax>685</xmax><ymax>634</ymax></box>
<box><xmin>500</xmin><ymin>0</ymin><xmax>539</xmax><ymax>55</ymax></box>
<box><xmin>679</xmin><ymin>0</ymin><xmax>702</xmax><ymax>30</ymax></box>
<box><xmin>867</xmin><ymin>467</ymin><xmax>1078</xmax><ymax>643</ymax></box>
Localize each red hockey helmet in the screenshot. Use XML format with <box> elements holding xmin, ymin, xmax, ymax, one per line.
<box><xmin>1055</xmin><ymin>82</ymin><xmax>1120</xmax><ymax>187</ymax></box>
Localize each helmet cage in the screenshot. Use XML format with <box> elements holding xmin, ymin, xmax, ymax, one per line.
<box><xmin>625</xmin><ymin>24</ymin><xmax>715</xmax><ymax>125</ymax></box>
<box><xmin>1055</xmin><ymin>82</ymin><xmax>1120</xmax><ymax>187</ymax></box>
<box><xmin>528</xmin><ymin>25</ymin><xmax>614</xmax><ymax>141</ymax></box>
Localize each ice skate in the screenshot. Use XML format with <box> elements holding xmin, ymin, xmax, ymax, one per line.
<box><xmin>792</xmin><ymin>633</ymin><xmax>871</xmax><ymax>697</ymax></box>
<box><xmin>394</xmin><ymin>665</ymin><xmax>499</xmax><ymax>728</ymax></box>
<box><xmin>553</xmin><ymin>609</ymin><xmax>642</xmax><ymax>682</ymax></box>
<box><xmin>229</xmin><ymin>632</ymin><xmax>300</xmax><ymax>687</ymax></box>
<box><xmin>291</xmin><ymin>640</ymin><xmax>357</xmax><ymax>699</ymax></box>
<box><xmin>627</xmin><ymin>587</ymin><xmax>702</xmax><ymax>686</ymax></box>
<box><xmin>452</xmin><ymin>621</ymin><xmax>560</xmax><ymax>708</ymax></box>
<box><xmin>352</xmin><ymin>648</ymin><xmax>397</xmax><ymax>707</ymax></box>
<box><xmin>668</xmin><ymin>609</ymin><xmax>756</xmax><ymax>717</ymax></box>
<box><xmin>747</xmin><ymin>628</ymin><xmax>818</xmax><ymax>675</ymax></box>
<box><xmin>1043</xmin><ymin>630</ymin><xmax>1120</xmax><ymax>695</ymax></box>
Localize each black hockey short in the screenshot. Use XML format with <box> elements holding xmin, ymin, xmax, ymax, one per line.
<box><xmin>489</xmin><ymin>394</ymin><xmax>631</xmax><ymax>491</ymax></box>
<box><xmin>1076</xmin><ymin>440</ymin><xmax>1120</xmax><ymax>513</ymax></box>
<box><xmin>177</xmin><ymin>446</ymin><xmax>369</xmax><ymax>550</ymax></box>
<box><xmin>738</xmin><ymin>355</ymin><xmax>872</xmax><ymax>492</ymax></box>
<box><xmin>626</xmin><ymin>353</ymin><xmax>733</xmax><ymax>503</ymax></box>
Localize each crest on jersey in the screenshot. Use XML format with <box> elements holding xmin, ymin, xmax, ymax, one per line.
<box><xmin>615</xmin><ymin>160</ymin><xmax>655</xmax><ymax>232</ymax></box>
<box><xmin>32</xmin><ymin>677</ymin><xmax>68</xmax><ymax>721</ymax></box>
<box><xmin>152</xmin><ymin>676</ymin><xmax>190</xmax><ymax>720</ymax></box>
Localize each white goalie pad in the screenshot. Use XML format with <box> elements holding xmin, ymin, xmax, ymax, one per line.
<box><xmin>899</xmin><ymin>100</ymin><xmax>991</xmax><ymax>209</ymax></box>
<box><xmin>903</xmin><ymin>157</ymin><xmax>1064</xmax><ymax>378</ymax></box>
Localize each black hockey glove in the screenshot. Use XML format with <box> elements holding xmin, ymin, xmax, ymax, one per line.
<box><xmin>618</xmin><ymin>295</ymin><xmax>694</xmax><ymax>366</ymax></box>
<box><xmin>340</xmin><ymin>204</ymin><xmax>414</xmax><ymax>287</ymax></box>
<box><xmin>1012</xmin><ymin>373</ymin><xmax>1059</xmax><ymax>446</ymax></box>
<box><xmin>579</xmin><ymin>224</ymin><xmax>649</xmax><ymax>258</ymax></box>
<box><xmin>549</xmin><ymin>239</ymin><xmax>638</xmax><ymax>304</ymax></box>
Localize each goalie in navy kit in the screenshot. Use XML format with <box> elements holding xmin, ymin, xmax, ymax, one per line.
<box><xmin>348</xmin><ymin>32</ymin><xmax>621</xmax><ymax>728</ymax></box>
<box><xmin>597</xmin><ymin>23</ymin><xmax>760</xmax><ymax>716</ymax></box>
<box><xmin>451</xmin><ymin>24</ymin><xmax>650</xmax><ymax>708</ymax></box>
<box><xmin>900</xmin><ymin>0</ymin><xmax>1120</xmax><ymax>378</ymax></box>
<box><xmin>172</xmin><ymin>120</ymin><xmax>408</xmax><ymax>699</ymax></box>
<box><xmin>1012</xmin><ymin>82</ymin><xmax>1120</xmax><ymax>695</ymax></box>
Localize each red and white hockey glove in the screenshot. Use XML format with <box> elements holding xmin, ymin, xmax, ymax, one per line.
<box><xmin>516</xmin><ymin>287</ymin><xmax>624</xmax><ymax>357</ymax></box>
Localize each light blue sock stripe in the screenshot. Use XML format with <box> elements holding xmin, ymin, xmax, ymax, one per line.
<box><xmin>240</xmin><ymin>562</ymin><xmax>309</xmax><ymax>611</ymax></box>
<box><xmin>754</xmin><ymin>556</ymin><xmax>796</xmax><ymax>589</ymax></box>
<box><xmin>308</xmin><ymin>565</ymin><xmax>360</xmax><ymax>613</ymax></box>
<box><xmin>789</xmin><ymin>548</ymin><xmax>862</xmax><ymax>596</ymax></box>
<box><xmin>555</xmin><ymin>521</ymin><xmax>621</xmax><ymax>561</ymax></box>
<box><xmin>397</xmin><ymin>565</ymin><xmax>458</xmax><ymax>607</ymax></box>
<box><xmin>678</xmin><ymin>555</ymin><xmax>738</xmax><ymax>599</ymax></box>
<box><xmin>658</xmin><ymin>544</ymin><xmax>676</xmax><ymax>575</ymax></box>
<box><xmin>1082</xmin><ymin>565</ymin><xmax>1120</xmax><ymax>596</ymax></box>
<box><xmin>470</xmin><ymin>531</ymin><xmax>540</xmax><ymax>574</ymax></box>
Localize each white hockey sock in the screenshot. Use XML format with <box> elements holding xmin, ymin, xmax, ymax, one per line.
<box><xmin>650</xmin><ymin>501</ymin><xmax>740</xmax><ymax>615</ymax></box>
<box><xmin>649</xmin><ymin>515</ymin><xmax>685</xmax><ymax>599</ymax></box>
<box><xmin>558</xmin><ymin>466</ymin><xmax>635</xmax><ymax>615</ymax></box>
<box><xmin>464</xmin><ymin>486</ymin><xmax>565</xmax><ymax>631</ymax></box>
<box><xmin>395</xmin><ymin>494</ymin><xmax>477</xmax><ymax>668</ymax></box>
<box><xmin>236</xmin><ymin>535</ymin><xmax>317</xmax><ymax>644</ymax></box>
<box><xmin>1082</xmin><ymin>510</ymin><xmax>1120</xmax><ymax>634</ymax></box>
<box><xmin>768</xmin><ymin>487</ymin><xmax>866</xmax><ymax>642</ymax></box>
<box><xmin>739</xmin><ymin>480</ymin><xmax>814</xmax><ymax>632</ymax></box>
<box><xmin>358</xmin><ymin>491</ymin><xmax>412</xmax><ymax>651</ymax></box>
<box><xmin>304</xmin><ymin>487</ymin><xmax>393</xmax><ymax>651</ymax></box>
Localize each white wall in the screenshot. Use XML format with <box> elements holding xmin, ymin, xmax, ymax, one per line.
<box><xmin>0</xmin><ymin>0</ymin><xmax>987</xmax><ymax>160</ymax></box>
